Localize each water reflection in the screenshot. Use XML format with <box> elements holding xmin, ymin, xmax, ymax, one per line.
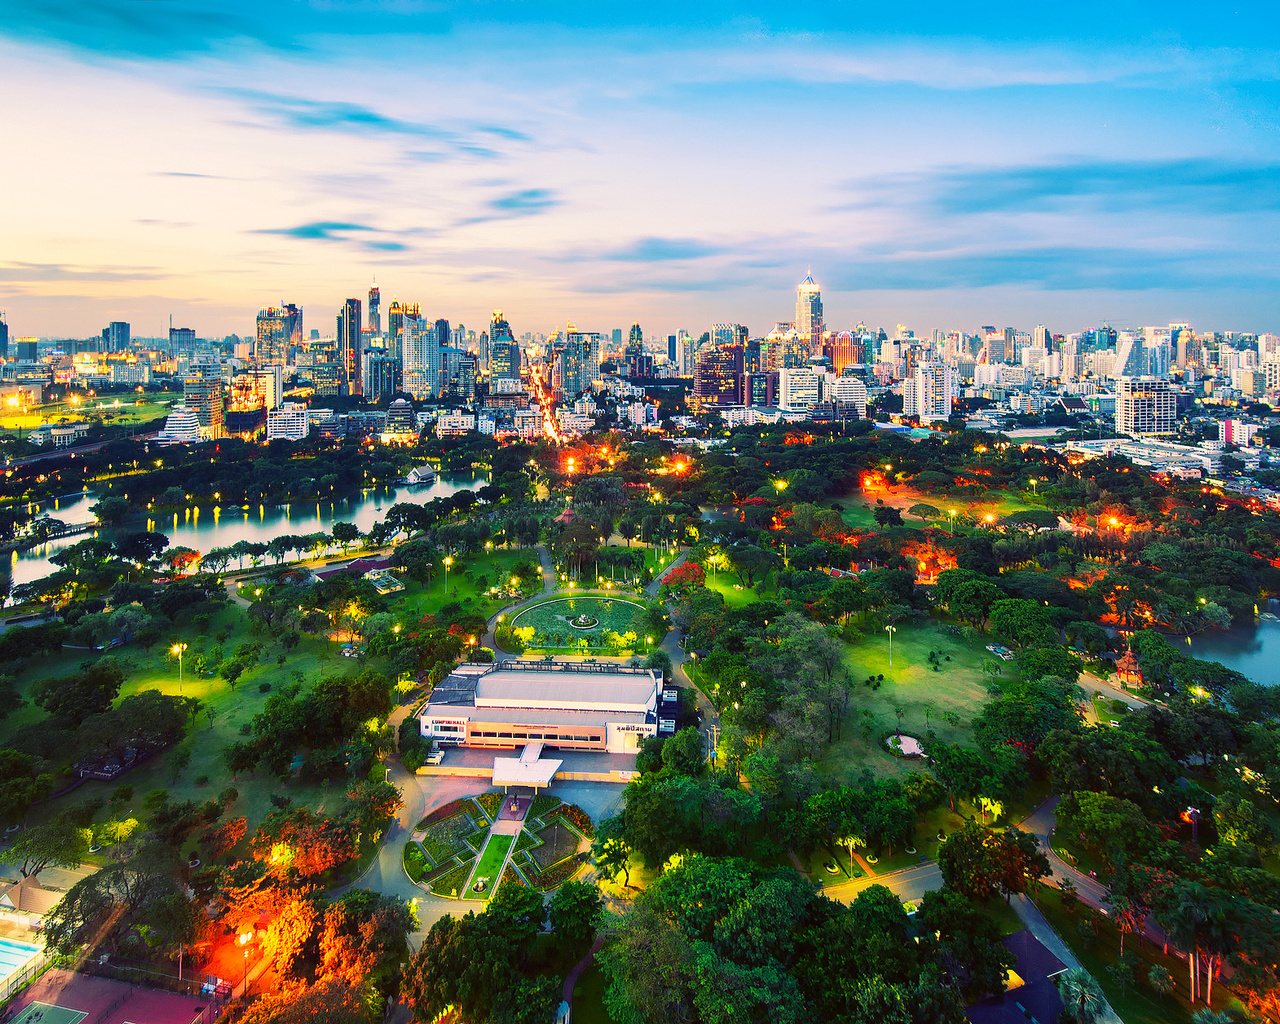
<box><xmin>4</xmin><ymin>473</ymin><xmax>487</xmax><ymax>590</ymax></box>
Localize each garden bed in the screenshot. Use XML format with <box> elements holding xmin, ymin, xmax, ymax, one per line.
<box><xmin>419</xmin><ymin>812</ymin><xmax>475</xmax><ymax>864</ymax></box>
<box><xmin>521</xmin><ymin>852</ymin><xmax>585</xmax><ymax>891</ymax></box>
<box><xmin>531</xmin><ymin>821</ymin><xmax>582</xmax><ymax>869</ymax></box>
<box><xmin>475</xmin><ymin>791</ymin><xmax>503</xmax><ymax>820</ymax></box>
<box><xmin>464</xmin><ymin>826</ymin><xmax>491</xmax><ymax>852</ymax></box>
<box><xmin>470</xmin><ymin>834</ymin><xmax>515</xmax><ymax>895</ymax></box>
<box><xmin>513</xmin><ymin>828</ymin><xmax>539</xmax><ymax>854</ymax></box>
<box><xmin>418</xmin><ymin>797</ymin><xmax>475</xmax><ymax>830</ymax></box>
<box><xmin>402</xmin><ymin>841</ymin><xmax>428</xmax><ymax>883</ymax></box>
<box><xmin>549</xmin><ymin>802</ymin><xmax>595</xmax><ymax>839</ymax></box>
<box><xmin>429</xmin><ymin>858</ymin><xmax>475</xmax><ymax>897</ymax></box>
<box><xmin>529</xmin><ymin>793</ymin><xmax>561</xmax><ymax>820</ymax></box>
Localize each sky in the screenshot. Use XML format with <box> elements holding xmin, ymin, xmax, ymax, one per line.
<box><xmin>3</xmin><ymin>1</ymin><xmax>1280</xmax><ymax>341</ymax></box>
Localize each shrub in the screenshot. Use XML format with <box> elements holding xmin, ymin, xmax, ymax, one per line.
<box><xmin>551</xmin><ymin>803</ymin><xmax>595</xmax><ymax>839</ymax></box>
<box><xmin>259</xmin><ymin>682</ymin><xmax>272</xmax><ymax>693</ymax></box>
<box><xmin>430</xmin><ymin>858</ymin><xmax>475</xmax><ymax>897</ymax></box>
<box><xmin>403</xmin><ymin>841</ymin><xmax>428</xmax><ymax>882</ymax></box>
<box><xmin>524</xmin><ymin>854</ymin><xmax>585</xmax><ymax>891</ymax></box>
<box><xmin>529</xmin><ymin>793</ymin><xmax>561</xmax><ymax>821</ymax></box>
<box><xmin>475</xmin><ymin>791</ymin><xmax>503</xmax><ymax>819</ymax></box>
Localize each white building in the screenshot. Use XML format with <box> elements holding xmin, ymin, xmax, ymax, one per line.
<box><xmin>266</xmin><ymin>402</ymin><xmax>309</xmax><ymax>442</ymax></box>
<box><xmin>154</xmin><ymin>405</ymin><xmax>201</xmax><ymax>445</ymax></box>
<box><xmin>834</xmin><ymin>377</ymin><xmax>868</xmax><ymax>416</ymax></box>
<box><xmin>903</xmin><ymin>363</ymin><xmax>953</xmax><ymax>422</ymax></box>
<box><xmin>420</xmin><ymin>661</ymin><xmax>671</xmax><ymax>754</ymax></box>
<box><xmin>436</xmin><ymin>412</ymin><xmax>477</xmax><ymax>437</ymax></box>
<box><xmin>1115</xmin><ymin>378</ymin><xmax>1176</xmax><ymax>437</ymax></box>
<box><xmin>779</xmin><ymin>367</ymin><xmax>821</xmax><ymax>409</ymax></box>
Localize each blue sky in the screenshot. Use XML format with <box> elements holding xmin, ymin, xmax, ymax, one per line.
<box><xmin>2</xmin><ymin>1</ymin><xmax>1280</xmax><ymax>339</ymax></box>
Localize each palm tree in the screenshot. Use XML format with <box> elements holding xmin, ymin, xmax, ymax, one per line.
<box><xmin>1056</xmin><ymin>968</ymin><xmax>1105</xmax><ymax>1024</ymax></box>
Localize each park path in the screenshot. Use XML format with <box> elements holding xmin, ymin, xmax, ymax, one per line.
<box><xmin>1010</xmin><ymin>894</ymin><xmax>1124</xmax><ymax>1024</ymax></box>
<box><xmin>562</xmin><ymin>935</ymin><xmax>607</xmax><ymax>1013</ymax></box>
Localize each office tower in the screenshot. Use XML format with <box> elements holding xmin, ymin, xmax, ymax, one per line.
<box><xmin>169</xmin><ymin>327</ymin><xmax>196</xmax><ymax>352</ymax></box>
<box><xmin>240</xmin><ymin>365</ymin><xmax>284</xmax><ymax>410</ymax></box>
<box><xmin>1112</xmin><ymin>332</ymin><xmax>1148</xmax><ymax>378</ymax></box>
<box><xmin>401</xmin><ymin>314</ymin><xmax>438</xmax><ymax>400</ymax></box>
<box><xmin>744</xmin><ymin>371</ymin><xmax>778</xmax><ymax>407</ymax></box>
<box><xmin>388</xmin><ymin>299</ymin><xmax>405</xmax><ymax>347</ymax></box>
<box><xmin>256</xmin><ymin>304</ymin><xmax>302</xmax><ymax>365</ymax></box>
<box><xmin>795</xmin><ymin>271</ymin><xmax>823</xmax><ymax>340</ymax></box>
<box><xmin>491</xmin><ymin>338</ymin><xmax>521</xmax><ymax>381</ymax></box>
<box><xmin>183</xmin><ymin>374</ymin><xmax>225</xmax><ymax>438</ymax></box>
<box><xmin>692</xmin><ymin>344</ymin><xmax>743</xmax><ymax>407</ymax></box>
<box><xmin>821</xmin><ymin>333</ymin><xmax>863</xmax><ymax>374</ymax></box>
<box><xmin>368</xmin><ymin>282</ymin><xmax>381</xmax><ymax>336</ymax></box>
<box><xmin>834</xmin><ymin>377</ymin><xmax>868</xmax><ymax>417</ymax></box>
<box><xmin>0</xmin><ymin>313</ymin><xmax>8</xmax><ymax>360</ymax></box>
<box><xmin>363</xmin><ymin>350</ymin><xmax>402</xmax><ymax>403</ymax></box>
<box><xmin>667</xmin><ymin>334</ymin><xmax>677</xmax><ymax>362</ymax></box>
<box><xmin>337</xmin><ymin>298</ymin><xmax>363</xmax><ymax>395</ymax></box>
<box><xmin>779</xmin><ymin>367</ymin><xmax>821</xmax><ymax>409</ymax></box>
<box><xmin>267</xmin><ymin>403</ymin><xmax>310</xmax><ymax>442</ymax></box>
<box><xmin>711</xmin><ymin>323</ymin><xmax>747</xmax><ymax>348</ymax></box>
<box><xmin>104</xmin><ymin>321</ymin><xmax>130</xmax><ymax>353</ymax></box>
<box><xmin>627</xmin><ymin>323</ymin><xmax>644</xmax><ymax>355</ymax></box>
<box><xmin>902</xmin><ymin>363</ymin><xmax>953</xmax><ymax>422</ymax></box>
<box><xmin>1115</xmin><ymin>378</ymin><xmax>1175</xmax><ymax>436</ymax></box>
<box><xmin>16</xmin><ymin>339</ymin><xmax>37</xmax><ymax>362</ymax></box>
<box><xmin>1033</xmin><ymin>324</ymin><xmax>1051</xmax><ymax>352</ymax></box>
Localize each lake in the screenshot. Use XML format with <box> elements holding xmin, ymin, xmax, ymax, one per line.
<box><xmin>1187</xmin><ymin>615</ymin><xmax>1280</xmax><ymax>688</ymax></box>
<box><xmin>6</xmin><ymin>472</ymin><xmax>488</xmax><ymax>590</ymax></box>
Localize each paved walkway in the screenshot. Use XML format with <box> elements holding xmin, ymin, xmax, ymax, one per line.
<box><xmin>1010</xmin><ymin>894</ymin><xmax>1124</xmax><ymax>1024</ymax></box>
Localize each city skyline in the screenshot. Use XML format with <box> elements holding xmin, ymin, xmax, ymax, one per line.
<box><xmin>5</xmin><ymin>3</ymin><xmax>1280</xmax><ymax>336</ymax></box>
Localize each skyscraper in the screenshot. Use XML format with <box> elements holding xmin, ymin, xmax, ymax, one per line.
<box><xmin>104</xmin><ymin>321</ymin><xmax>130</xmax><ymax>353</ymax></box>
<box><xmin>368</xmin><ymin>282</ymin><xmax>381</xmax><ymax>336</ymax></box>
<box><xmin>627</xmin><ymin>323</ymin><xmax>644</xmax><ymax>355</ymax></box>
<box><xmin>692</xmin><ymin>344</ymin><xmax>743</xmax><ymax>407</ymax></box>
<box><xmin>0</xmin><ymin>312</ymin><xmax>9</xmax><ymax>361</ymax></box>
<box><xmin>337</xmin><ymin>298</ymin><xmax>363</xmax><ymax>395</ymax></box>
<box><xmin>795</xmin><ymin>271</ymin><xmax>823</xmax><ymax>341</ymax></box>
<box><xmin>183</xmin><ymin>374</ymin><xmax>225</xmax><ymax>439</ymax></box>
<box><xmin>667</xmin><ymin>334</ymin><xmax>677</xmax><ymax>362</ymax></box>
<box><xmin>902</xmin><ymin>363</ymin><xmax>953</xmax><ymax>422</ymax></box>
<box><xmin>491</xmin><ymin>339</ymin><xmax>521</xmax><ymax>381</ymax></box>
<box><xmin>256</xmin><ymin>304</ymin><xmax>302</xmax><ymax>365</ymax></box>
<box><xmin>388</xmin><ymin>299</ymin><xmax>404</xmax><ymax>347</ymax></box>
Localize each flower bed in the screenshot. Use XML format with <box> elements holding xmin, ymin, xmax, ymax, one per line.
<box><xmin>513</xmin><ymin>829</ymin><xmax>539</xmax><ymax>854</ymax></box>
<box><xmin>531</xmin><ymin>821</ymin><xmax>581</xmax><ymax>869</ymax></box>
<box><xmin>430</xmin><ymin>858</ymin><xmax>475</xmax><ymax>897</ymax></box>
<box><xmin>475</xmin><ymin>791</ymin><xmax>503</xmax><ymax>820</ymax></box>
<box><xmin>529</xmin><ymin>794</ymin><xmax>561</xmax><ymax>820</ymax></box>
<box><xmin>419</xmin><ymin>813</ymin><xmax>474</xmax><ymax>864</ymax></box>
<box><xmin>418</xmin><ymin>797</ymin><xmax>473</xmax><ymax>830</ymax></box>
<box><xmin>464</xmin><ymin>826</ymin><xmax>491</xmax><ymax>852</ymax></box>
<box><xmin>500</xmin><ymin>863</ymin><xmax>527</xmax><ymax>890</ymax></box>
<box><xmin>522</xmin><ymin>854</ymin><xmax>584</xmax><ymax>892</ymax></box>
<box><xmin>402</xmin><ymin>841</ymin><xmax>428</xmax><ymax>883</ymax></box>
<box><xmin>550</xmin><ymin>803</ymin><xmax>595</xmax><ymax>839</ymax></box>
<box><xmin>424</xmin><ymin>857</ymin><xmax>463</xmax><ymax>883</ymax></box>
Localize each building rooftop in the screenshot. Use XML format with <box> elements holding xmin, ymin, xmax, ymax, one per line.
<box><xmin>422</xmin><ymin>705</ymin><xmax>650</xmax><ymax>729</ymax></box>
<box><xmin>428</xmin><ymin>661</ymin><xmax>659</xmax><ymax>712</ymax></box>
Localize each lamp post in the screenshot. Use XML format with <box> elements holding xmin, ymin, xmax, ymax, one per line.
<box><xmin>948</xmin><ymin>509</ymin><xmax>956</xmax><ymax>536</ymax></box>
<box><xmin>443</xmin><ymin>555</ymin><xmax>452</xmax><ymax>593</ymax></box>
<box><xmin>1029</xmin><ymin>477</ymin><xmax>1038</xmax><ymax>497</ymax></box>
<box><xmin>172</xmin><ymin>642</ymin><xmax>187</xmax><ymax>690</ymax></box>
<box><xmin>885</xmin><ymin>624</ymin><xmax>896</xmax><ymax>671</ymax></box>
<box><xmin>243</xmin><ymin>949</ymin><xmax>249</xmax><ymax>993</ymax></box>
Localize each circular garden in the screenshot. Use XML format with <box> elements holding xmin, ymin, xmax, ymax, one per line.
<box><xmin>505</xmin><ymin>597</ymin><xmax>650</xmax><ymax>653</ymax></box>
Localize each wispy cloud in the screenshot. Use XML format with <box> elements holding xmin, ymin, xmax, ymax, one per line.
<box><xmin>0</xmin><ymin>262</ymin><xmax>168</xmax><ymax>283</ymax></box>
<box><xmin>254</xmin><ymin>221</ymin><xmax>413</xmax><ymax>253</ymax></box>
<box><xmin>604</xmin><ymin>237</ymin><xmax>727</xmax><ymax>262</ymax></box>
<box><xmin>457</xmin><ymin>187</ymin><xmax>562</xmax><ymax>225</ymax></box>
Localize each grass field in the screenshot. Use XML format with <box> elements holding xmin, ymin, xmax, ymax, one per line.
<box><xmin>469</xmin><ymin>834</ymin><xmax>515</xmax><ymax>896</ymax></box>
<box><xmin>833</xmin><ymin>482</ymin><xmax>1043</xmax><ymax>534</ymax></box>
<box><xmin>2</xmin><ymin>601</ymin><xmax>382</xmax><ymax>851</ymax></box>
<box><xmin>817</xmin><ymin>618</ymin><xmax>1003</xmax><ymax>782</ymax></box>
<box><xmin>0</xmin><ymin>393</ymin><xmax>182</xmax><ymax>434</ymax></box>
<box><xmin>571</xmin><ymin>964</ymin><xmax>618</xmax><ymax>1024</ymax></box>
<box><xmin>390</xmin><ymin>549</ymin><xmax>539</xmax><ymax>625</ymax></box>
<box><xmin>702</xmin><ymin>572</ymin><xmax>759</xmax><ymax>609</ymax></box>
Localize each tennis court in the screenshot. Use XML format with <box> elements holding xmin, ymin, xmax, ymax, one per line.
<box><xmin>8</xmin><ymin>1001</ymin><xmax>88</xmax><ymax>1024</ymax></box>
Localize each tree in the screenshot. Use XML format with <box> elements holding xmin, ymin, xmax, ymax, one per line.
<box><xmin>332</xmin><ymin>521</ymin><xmax>361</xmax><ymax>552</ymax></box>
<box><xmin>548</xmin><ymin>879</ymin><xmax>604</xmax><ymax>954</ymax></box>
<box><xmin>988</xmin><ymin>598</ymin><xmax>1055</xmax><ymax>648</ymax></box>
<box><xmin>33</xmin><ymin>657</ymin><xmax>127</xmax><ymax>723</ymax></box>
<box><xmin>2</xmin><ymin>818</ymin><xmax>90</xmax><ymax>877</ymax></box>
<box><xmin>116</xmin><ymin>530</ymin><xmax>170</xmax><ymax>565</ymax></box>
<box><xmin>873</xmin><ymin>505</ymin><xmax>903</xmax><ymax>527</ymax></box>
<box><xmin>1056</xmin><ymin>968</ymin><xmax>1106</xmax><ymax>1024</ymax></box>
<box><xmin>592</xmin><ymin>814</ymin><xmax>633</xmax><ymax>887</ymax></box>
<box><xmin>239</xmin><ymin>979</ymin><xmax>371</xmax><ymax>1024</ymax></box>
<box><xmin>661</xmin><ymin>727</ymin><xmax>704</xmax><ymax>776</ymax></box>
<box><xmin>937</xmin><ymin>821</ymin><xmax>1048</xmax><ymax>903</ymax></box>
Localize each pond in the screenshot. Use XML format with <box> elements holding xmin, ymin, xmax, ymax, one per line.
<box><xmin>5</xmin><ymin>472</ymin><xmax>488</xmax><ymax>591</ymax></box>
<box><xmin>508</xmin><ymin>597</ymin><xmax>650</xmax><ymax>651</ymax></box>
<box><xmin>1187</xmin><ymin>614</ymin><xmax>1280</xmax><ymax>687</ymax></box>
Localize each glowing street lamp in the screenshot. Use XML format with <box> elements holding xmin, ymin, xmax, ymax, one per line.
<box><xmin>1029</xmin><ymin>477</ymin><xmax>1038</xmax><ymax>496</ymax></box>
<box><xmin>443</xmin><ymin>555</ymin><xmax>453</xmax><ymax>592</ymax></box>
<box><xmin>885</xmin><ymin>624</ymin><xmax>897</xmax><ymax>670</ymax></box>
<box><xmin>772</xmin><ymin>479</ymin><xmax>788</xmax><ymax>493</ymax></box>
<box><xmin>172</xmin><ymin>642</ymin><xmax>187</xmax><ymax>689</ymax></box>
<box><xmin>948</xmin><ymin>509</ymin><xmax>956</xmax><ymax>536</ymax></box>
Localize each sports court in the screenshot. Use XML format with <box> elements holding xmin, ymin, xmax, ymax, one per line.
<box><xmin>8</xmin><ymin>969</ymin><xmax>216</xmax><ymax>1024</ymax></box>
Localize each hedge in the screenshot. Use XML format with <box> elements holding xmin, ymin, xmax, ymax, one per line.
<box><xmin>430</xmin><ymin>858</ymin><xmax>476</xmax><ymax>897</ymax></box>
<box><xmin>523</xmin><ymin>854</ymin><xmax>585</xmax><ymax>892</ymax></box>
<box><xmin>529</xmin><ymin>794</ymin><xmax>561</xmax><ymax>820</ymax></box>
<box><xmin>475</xmin><ymin>791</ymin><xmax>503</xmax><ymax>820</ymax></box>
<box><xmin>402</xmin><ymin>841</ymin><xmax>428</xmax><ymax>883</ymax></box>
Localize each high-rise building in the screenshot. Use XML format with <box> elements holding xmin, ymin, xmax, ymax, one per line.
<box><xmin>1033</xmin><ymin>325</ymin><xmax>1051</xmax><ymax>352</ymax></box>
<box><xmin>627</xmin><ymin>323</ymin><xmax>644</xmax><ymax>356</ymax></box>
<box><xmin>692</xmin><ymin>344</ymin><xmax>743</xmax><ymax>407</ymax></box>
<box><xmin>256</xmin><ymin>304</ymin><xmax>302</xmax><ymax>366</ymax></box>
<box><xmin>337</xmin><ymin>299</ymin><xmax>363</xmax><ymax>395</ymax></box>
<box><xmin>834</xmin><ymin>377</ymin><xmax>868</xmax><ymax>417</ymax></box>
<box><xmin>183</xmin><ymin>374</ymin><xmax>225</xmax><ymax>439</ymax></box>
<box><xmin>492</xmin><ymin>339</ymin><xmax>521</xmax><ymax>381</ymax></box>
<box><xmin>16</xmin><ymin>339</ymin><xmax>37</xmax><ymax>362</ymax></box>
<box><xmin>1115</xmin><ymin>378</ymin><xmax>1176</xmax><ymax>436</ymax></box>
<box><xmin>169</xmin><ymin>326</ymin><xmax>196</xmax><ymax>351</ymax></box>
<box><xmin>368</xmin><ymin>282</ymin><xmax>381</xmax><ymax>336</ymax></box>
<box><xmin>903</xmin><ymin>363</ymin><xmax>953</xmax><ymax>422</ymax></box>
<box><xmin>667</xmin><ymin>334</ymin><xmax>677</xmax><ymax>362</ymax></box>
<box><xmin>0</xmin><ymin>313</ymin><xmax>8</xmax><ymax>361</ymax></box>
<box><xmin>266</xmin><ymin>402</ymin><xmax>310</xmax><ymax>442</ymax></box>
<box><xmin>388</xmin><ymin>299</ymin><xmax>405</xmax><ymax>347</ymax></box>
<box><xmin>611</xmin><ymin>328</ymin><xmax>623</xmax><ymax>348</ymax></box>
<box><xmin>744</xmin><ymin>371</ymin><xmax>778</xmax><ymax>407</ymax></box>
<box><xmin>363</xmin><ymin>350</ymin><xmax>402</xmax><ymax>403</ymax></box>
<box><xmin>104</xmin><ymin>321</ymin><xmax>130</xmax><ymax>353</ymax></box>
<box><xmin>779</xmin><ymin>368</ymin><xmax>821</xmax><ymax>409</ymax></box>
<box><xmin>821</xmin><ymin>333</ymin><xmax>864</xmax><ymax>374</ymax></box>
<box><xmin>795</xmin><ymin>271</ymin><xmax>823</xmax><ymax>340</ymax></box>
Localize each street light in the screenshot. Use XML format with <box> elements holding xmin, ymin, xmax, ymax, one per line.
<box><xmin>443</xmin><ymin>555</ymin><xmax>453</xmax><ymax>592</ymax></box>
<box><xmin>171</xmin><ymin>642</ymin><xmax>187</xmax><ymax>689</ymax></box>
<box><xmin>885</xmin><ymin>624</ymin><xmax>897</xmax><ymax>671</ymax></box>
<box><xmin>948</xmin><ymin>509</ymin><xmax>956</xmax><ymax>536</ymax></box>
<box><xmin>1029</xmin><ymin>477</ymin><xmax>1038</xmax><ymax>496</ymax></box>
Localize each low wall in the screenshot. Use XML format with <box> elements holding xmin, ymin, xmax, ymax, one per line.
<box><xmin>416</xmin><ymin>766</ymin><xmax>636</xmax><ymax>784</ymax></box>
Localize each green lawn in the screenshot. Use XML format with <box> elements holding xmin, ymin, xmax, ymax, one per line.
<box><xmin>572</xmin><ymin>964</ymin><xmax>618</xmax><ymax>1024</ymax></box>
<box><xmin>468</xmin><ymin>833</ymin><xmax>515</xmax><ymax>897</ymax></box>
<box><xmin>1036</xmin><ymin>886</ymin><xmax>1220</xmax><ymax>1024</ymax></box>
<box><xmin>833</xmin><ymin>482</ymin><xmax>1044</xmax><ymax>534</ymax></box>
<box><xmin>0</xmin><ymin>392</ymin><xmax>182</xmax><ymax>433</ymax></box>
<box><xmin>390</xmin><ymin>548</ymin><xmax>539</xmax><ymax>623</ymax></box>
<box><xmin>3</xmin><ymin>601</ymin><xmax>389</xmax><ymax>849</ymax></box>
<box><xmin>702</xmin><ymin>572</ymin><xmax>759</xmax><ymax>609</ymax></box>
<box><xmin>818</xmin><ymin>619</ymin><xmax>1002</xmax><ymax>782</ymax></box>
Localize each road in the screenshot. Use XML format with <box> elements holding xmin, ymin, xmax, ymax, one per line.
<box><xmin>820</xmin><ymin>860</ymin><xmax>944</xmax><ymax>906</ymax></box>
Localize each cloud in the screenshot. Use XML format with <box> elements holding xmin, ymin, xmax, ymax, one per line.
<box><xmin>217</xmin><ymin>88</ymin><xmax>528</xmax><ymax>160</ymax></box>
<box><xmin>256</xmin><ymin>221</ymin><xmax>379</xmax><ymax>241</ymax></box>
<box><xmin>827</xmin><ymin>245</ymin><xmax>1280</xmax><ymax>292</ymax></box>
<box><xmin>848</xmin><ymin>157</ymin><xmax>1280</xmax><ymax>217</ymax></box>
<box><xmin>456</xmin><ymin>187</ymin><xmax>562</xmax><ymax>225</ymax></box>
<box><xmin>154</xmin><ymin>171</ymin><xmax>230</xmax><ymax>179</ymax></box>
<box><xmin>0</xmin><ymin>262</ymin><xmax>167</xmax><ymax>283</ymax></box>
<box><xmin>604</xmin><ymin>237</ymin><xmax>727</xmax><ymax>262</ymax></box>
